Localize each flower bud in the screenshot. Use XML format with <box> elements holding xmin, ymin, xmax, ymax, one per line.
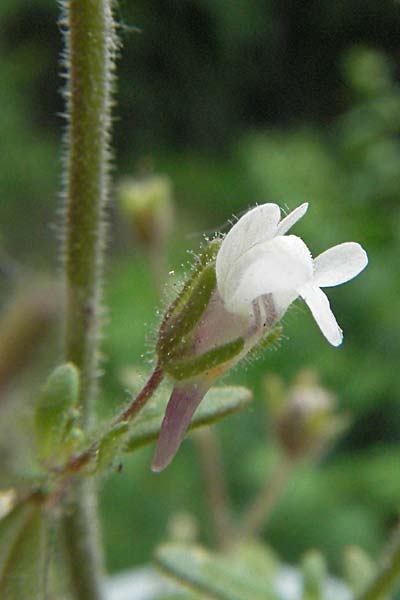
<box><xmin>301</xmin><ymin>550</ymin><xmax>327</xmax><ymax>600</ymax></box>
<box><xmin>0</xmin><ymin>280</ymin><xmax>60</xmax><ymax>390</ymax></box>
<box><xmin>267</xmin><ymin>370</ymin><xmax>349</xmax><ymax>460</ymax></box>
<box><xmin>343</xmin><ymin>47</ymin><xmax>393</xmax><ymax>98</ymax></box>
<box><xmin>117</xmin><ymin>175</ymin><xmax>173</xmax><ymax>250</ymax></box>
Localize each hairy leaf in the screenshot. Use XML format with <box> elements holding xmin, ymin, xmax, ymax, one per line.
<box><xmin>155</xmin><ymin>543</ymin><xmax>279</xmax><ymax>600</ymax></box>
<box><xmin>35</xmin><ymin>362</ymin><xmax>80</xmax><ymax>462</ymax></box>
<box><xmin>0</xmin><ymin>503</ymin><xmax>47</xmax><ymax>599</ymax></box>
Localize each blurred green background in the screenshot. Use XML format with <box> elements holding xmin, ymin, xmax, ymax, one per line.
<box><xmin>1</xmin><ymin>0</ymin><xmax>400</xmax><ymax>585</ymax></box>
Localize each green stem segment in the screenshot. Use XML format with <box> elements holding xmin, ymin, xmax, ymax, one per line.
<box><xmin>63</xmin><ymin>0</ymin><xmax>115</xmax><ymax>423</ymax></box>
<box><xmin>65</xmin><ymin>364</ymin><xmax>164</xmax><ymax>474</ymax></box>
<box><xmin>194</xmin><ymin>428</ymin><xmax>234</xmax><ymax>550</ymax></box>
<box><xmin>62</xmin><ymin>480</ymin><xmax>105</xmax><ymax>600</ymax></box>
<box><xmin>61</xmin><ymin>1</ymin><xmax>116</xmax><ymax>599</ymax></box>
<box><xmin>358</xmin><ymin>525</ymin><xmax>400</xmax><ymax>600</ymax></box>
<box><xmin>239</xmin><ymin>456</ymin><xmax>294</xmax><ymax>539</ymax></box>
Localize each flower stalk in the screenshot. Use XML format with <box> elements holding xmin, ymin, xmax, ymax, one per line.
<box><xmin>239</xmin><ymin>456</ymin><xmax>294</xmax><ymax>539</ymax></box>
<box><xmin>60</xmin><ymin>0</ymin><xmax>116</xmax><ymax>598</ymax></box>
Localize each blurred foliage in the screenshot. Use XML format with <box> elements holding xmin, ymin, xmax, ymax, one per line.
<box><xmin>1</xmin><ymin>1</ymin><xmax>400</xmax><ymax>596</ymax></box>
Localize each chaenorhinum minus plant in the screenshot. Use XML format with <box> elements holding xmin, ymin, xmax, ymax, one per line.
<box><xmin>152</xmin><ymin>202</ymin><xmax>368</xmax><ymax>471</ymax></box>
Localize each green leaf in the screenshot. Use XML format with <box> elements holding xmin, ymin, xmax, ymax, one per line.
<box><xmin>0</xmin><ymin>503</ymin><xmax>47</xmax><ymax>600</ymax></box>
<box><xmin>155</xmin><ymin>543</ymin><xmax>279</xmax><ymax>600</ymax></box>
<box><xmin>96</xmin><ymin>421</ymin><xmax>130</xmax><ymax>473</ymax></box>
<box><xmin>125</xmin><ymin>385</ymin><xmax>252</xmax><ymax>452</ymax></box>
<box><xmin>35</xmin><ymin>363</ymin><xmax>80</xmax><ymax>462</ymax></box>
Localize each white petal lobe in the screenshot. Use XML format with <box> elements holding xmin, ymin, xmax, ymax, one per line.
<box><xmin>276</xmin><ymin>202</ymin><xmax>309</xmax><ymax>236</ymax></box>
<box><xmin>299</xmin><ymin>283</ymin><xmax>343</xmax><ymax>346</ymax></box>
<box><xmin>216</xmin><ymin>203</ymin><xmax>281</xmax><ymax>296</ymax></box>
<box><xmin>314</xmin><ymin>242</ymin><xmax>368</xmax><ymax>288</ymax></box>
<box><xmin>222</xmin><ymin>235</ymin><xmax>313</xmax><ymax>316</ymax></box>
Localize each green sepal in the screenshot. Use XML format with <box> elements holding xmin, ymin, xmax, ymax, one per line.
<box><xmin>35</xmin><ymin>363</ymin><xmax>80</xmax><ymax>462</ymax></box>
<box><xmin>247</xmin><ymin>324</ymin><xmax>283</xmax><ymax>361</ymax></box>
<box><xmin>164</xmin><ymin>337</ymin><xmax>244</xmax><ymax>381</ymax></box>
<box><xmin>157</xmin><ymin>239</ymin><xmax>221</xmax><ymax>360</ymax></box>
<box><xmin>158</xmin><ymin>264</ymin><xmax>217</xmax><ymax>363</ymax></box>
<box><xmin>95</xmin><ymin>422</ymin><xmax>129</xmax><ymax>473</ymax></box>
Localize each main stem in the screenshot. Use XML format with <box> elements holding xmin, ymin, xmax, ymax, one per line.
<box><xmin>61</xmin><ymin>1</ymin><xmax>115</xmax><ymax>599</ymax></box>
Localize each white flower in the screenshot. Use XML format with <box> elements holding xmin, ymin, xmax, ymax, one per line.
<box><xmin>216</xmin><ymin>203</ymin><xmax>368</xmax><ymax>346</ymax></box>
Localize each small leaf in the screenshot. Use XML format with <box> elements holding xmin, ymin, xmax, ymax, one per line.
<box><xmin>125</xmin><ymin>385</ymin><xmax>252</xmax><ymax>452</ymax></box>
<box><xmin>0</xmin><ymin>503</ymin><xmax>47</xmax><ymax>600</ymax></box>
<box><xmin>155</xmin><ymin>543</ymin><xmax>278</xmax><ymax>600</ymax></box>
<box><xmin>35</xmin><ymin>363</ymin><xmax>80</xmax><ymax>462</ymax></box>
<box><xmin>231</xmin><ymin>541</ymin><xmax>279</xmax><ymax>580</ymax></box>
<box><xmin>96</xmin><ymin>422</ymin><xmax>130</xmax><ymax>473</ymax></box>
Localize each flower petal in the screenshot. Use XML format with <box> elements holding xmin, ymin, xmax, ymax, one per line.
<box><xmin>151</xmin><ymin>382</ymin><xmax>208</xmax><ymax>472</ymax></box>
<box><xmin>216</xmin><ymin>204</ymin><xmax>281</xmax><ymax>298</ymax></box>
<box><xmin>276</xmin><ymin>202</ymin><xmax>309</xmax><ymax>236</ymax></box>
<box><xmin>222</xmin><ymin>235</ymin><xmax>313</xmax><ymax>317</ymax></box>
<box><xmin>313</xmin><ymin>242</ymin><xmax>368</xmax><ymax>288</ymax></box>
<box><xmin>299</xmin><ymin>283</ymin><xmax>343</xmax><ymax>346</ymax></box>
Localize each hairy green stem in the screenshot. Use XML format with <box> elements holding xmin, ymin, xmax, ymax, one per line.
<box><xmin>357</xmin><ymin>524</ymin><xmax>400</xmax><ymax>600</ymax></box>
<box><xmin>62</xmin><ymin>480</ymin><xmax>105</xmax><ymax>600</ymax></box>
<box><xmin>60</xmin><ymin>0</ymin><xmax>116</xmax><ymax>598</ymax></box>
<box><xmin>63</xmin><ymin>0</ymin><xmax>115</xmax><ymax>422</ymax></box>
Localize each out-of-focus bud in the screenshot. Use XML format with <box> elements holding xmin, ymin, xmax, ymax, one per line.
<box><xmin>0</xmin><ymin>488</ymin><xmax>17</xmax><ymax>519</ymax></box>
<box><xmin>167</xmin><ymin>511</ymin><xmax>198</xmax><ymax>544</ymax></box>
<box><xmin>301</xmin><ymin>550</ymin><xmax>327</xmax><ymax>600</ymax></box>
<box><xmin>117</xmin><ymin>175</ymin><xmax>173</xmax><ymax>251</ymax></box>
<box><xmin>0</xmin><ymin>280</ymin><xmax>60</xmax><ymax>391</ymax></box>
<box><xmin>343</xmin><ymin>47</ymin><xmax>393</xmax><ymax>98</ymax></box>
<box><xmin>343</xmin><ymin>546</ymin><xmax>378</xmax><ymax>597</ymax></box>
<box><xmin>266</xmin><ymin>369</ymin><xmax>349</xmax><ymax>460</ymax></box>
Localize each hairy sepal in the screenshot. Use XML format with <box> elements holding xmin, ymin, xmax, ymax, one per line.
<box><xmin>157</xmin><ymin>240</ymin><xmax>220</xmax><ymax>363</ymax></box>
<box><xmin>164</xmin><ymin>336</ymin><xmax>245</xmax><ymax>381</ymax></box>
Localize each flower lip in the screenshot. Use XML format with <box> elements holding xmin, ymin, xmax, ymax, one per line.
<box><xmin>225</xmin><ymin>234</ymin><xmax>314</xmax><ymax>317</ymax></box>
<box><xmin>216</xmin><ymin>203</ymin><xmax>309</xmax><ymax>300</ymax></box>
<box><xmin>215</xmin><ymin>202</ymin><xmax>368</xmax><ymax>346</ymax></box>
